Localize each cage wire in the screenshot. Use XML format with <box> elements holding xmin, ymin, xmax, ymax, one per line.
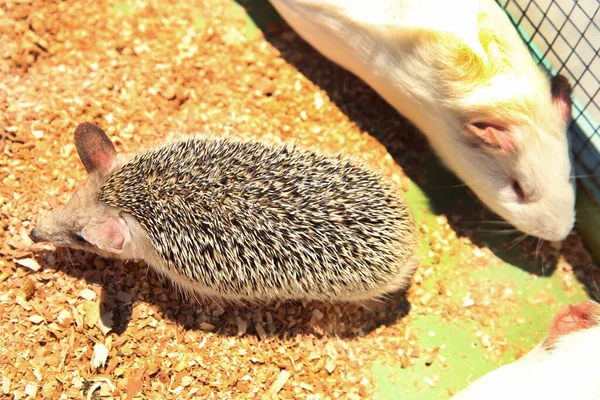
<box><xmin>496</xmin><ymin>0</ymin><xmax>600</xmax><ymax>202</ymax></box>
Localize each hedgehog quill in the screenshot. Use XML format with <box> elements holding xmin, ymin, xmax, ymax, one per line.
<box><xmin>29</xmin><ymin>122</ymin><xmax>419</xmax><ymax>302</ymax></box>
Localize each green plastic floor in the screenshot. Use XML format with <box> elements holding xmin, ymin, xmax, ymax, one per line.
<box><xmin>174</xmin><ymin>1</ymin><xmax>592</xmax><ymax>397</ymax></box>
<box><xmin>375</xmin><ymin>181</ymin><xmax>589</xmax><ymax>399</ymax></box>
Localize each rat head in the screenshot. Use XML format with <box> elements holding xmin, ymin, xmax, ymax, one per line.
<box><xmin>433</xmin><ymin>70</ymin><xmax>575</xmax><ymax>242</ymax></box>
<box><xmin>29</xmin><ymin>123</ymin><xmax>135</xmax><ymax>259</ymax></box>
<box><xmin>465</xmin><ymin>74</ymin><xmax>574</xmax><ymax>242</ymax></box>
<box><xmin>405</xmin><ymin>13</ymin><xmax>578</xmax><ymax>242</ymax></box>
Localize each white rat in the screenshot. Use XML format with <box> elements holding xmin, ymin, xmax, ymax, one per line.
<box><xmin>452</xmin><ymin>300</ymin><xmax>600</xmax><ymax>399</ymax></box>
<box><xmin>267</xmin><ymin>0</ymin><xmax>575</xmax><ymax>241</ymax></box>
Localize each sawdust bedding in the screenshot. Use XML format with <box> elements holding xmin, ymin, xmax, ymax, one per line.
<box><xmin>1</xmin><ymin>0</ymin><xmax>599</xmax><ymax>399</ymax></box>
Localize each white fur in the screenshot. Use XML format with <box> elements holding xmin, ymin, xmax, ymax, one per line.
<box><xmin>268</xmin><ymin>0</ymin><xmax>575</xmax><ymax>241</ymax></box>
<box><xmin>452</xmin><ymin>325</ymin><xmax>600</xmax><ymax>399</ymax></box>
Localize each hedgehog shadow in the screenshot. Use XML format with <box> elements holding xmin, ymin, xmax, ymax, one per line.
<box><xmin>236</xmin><ymin>0</ymin><xmax>561</xmax><ymax>278</ymax></box>
<box><xmin>31</xmin><ymin>248</ymin><xmax>413</xmax><ymax>338</ymax></box>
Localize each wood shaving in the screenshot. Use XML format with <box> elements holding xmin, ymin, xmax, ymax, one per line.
<box><xmin>13</xmin><ymin>257</ymin><xmax>41</xmax><ymax>271</ymax></box>
<box><xmin>78</xmin><ymin>288</ymin><xmax>97</xmax><ymax>301</ymax></box>
<box><xmin>90</xmin><ymin>343</ymin><xmax>109</xmax><ymax>369</ymax></box>
<box><xmin>28</xmin><ymin>315</ymin><xmax>44</xmax><ymax>324</ymax></box>
<box><xmin>269</xmin><ymin>369</ymin><xmax>291</xmax><ymax>395</ymax></box>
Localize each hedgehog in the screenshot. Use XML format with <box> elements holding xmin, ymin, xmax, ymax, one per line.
<box><xmin>29</xmin><ymin>122</ymin><xmax>419</xmax><ymax>303</ymax></box>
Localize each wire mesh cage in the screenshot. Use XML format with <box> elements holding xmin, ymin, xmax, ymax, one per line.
<box><xmin>496</xmin><ymin>0</ymin><xmax>600</xmax><ymax>203</ymax></box>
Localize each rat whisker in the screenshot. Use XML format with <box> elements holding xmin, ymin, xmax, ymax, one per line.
<box><xmin>540</xmin><ymin>260</ymin><xmax>548</xmax><ymax>277</ymax></box>
<box><xmin>477</xmin><ymin>229</ymin><xmax>520</xmax><ymax>234</ymax></box>
<box><xmin>535</xmin><ymin>238</ymin><xmax>544</xmax><ymax>262</ymax></box>
<box><xmin>575</xmin><ymin>207</ymin><xmax>600</xmax><ymax>214</ymax></box>
<box><xmin>571</xmin><ymin>174</ymin><xmax>600</xmax><ymax>179</ymax></box>
<box><xmin>507</xmin><ymin>233</ymin><xmax>528</xmax><ymax>250</ymax></box>
<box><xmin>431</xmin><ymin>183</ymin><xmax>470</xmax><ymax>189</ymax></box>
<box><xmin>458</xmin><ymin>220</ymin><xmax>512</xmax><ymax>225</ymax></box>
<box><xmin>592</xmin><ymin>273</ymin><xmax>600</xmax><ymax>301</ymax></box>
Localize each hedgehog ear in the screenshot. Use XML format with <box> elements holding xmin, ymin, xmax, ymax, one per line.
<box><xmin>551</xmin><ymin>74</ymin><xmax>572</xmax><ymax>123</ymax></box>
<box><xmin>465</xmin><ymin>122</ymin><xmax>516</xmax><ymax>153</ymax></box>
<box><xmin>74</xmin><ymin>122</ymin><xmax>117</xmax><ymax>174</ymax></box>
<box><xmin>81</xmin><ymin>217</ymin><xmax>128</xmax><ymax>253</ymax></box>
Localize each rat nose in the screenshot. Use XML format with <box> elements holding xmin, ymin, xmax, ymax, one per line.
<box><xmin>29</xmin><ymin>228</ymin><xmax>41</xmax><ymax>243</ymax></box>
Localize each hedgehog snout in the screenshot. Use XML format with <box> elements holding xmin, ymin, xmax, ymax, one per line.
<box><xmin>29</xmin><ymin>228</ymin><xmax>42</xmax><ymax>243</ymax></box>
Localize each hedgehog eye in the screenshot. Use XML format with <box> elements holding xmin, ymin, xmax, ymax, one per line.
<box><xmin>74</xmin><ymin>234</ymin><xmax>87</xmax><ymax>244</ymax></box>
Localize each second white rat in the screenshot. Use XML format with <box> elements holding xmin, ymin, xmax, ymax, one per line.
<box><xmin>452</xmin><ymin>301</ymin><xmax>600</xmax><ymax>399</ymax></box>
<box><xmin>267</xmin><ymin>0</ymin><xmax>575</xmax><ymax>241</ymax></box>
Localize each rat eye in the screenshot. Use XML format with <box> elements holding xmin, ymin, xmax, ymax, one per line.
<box><xmin>74</xmin><ymin>234</ymin><xmax>87</xmax><ymax>244</ymax></box>
<box><xmin>512</xmin><ymin>179</ymin><xmax>526</xmax><ymax>202</ymax></box>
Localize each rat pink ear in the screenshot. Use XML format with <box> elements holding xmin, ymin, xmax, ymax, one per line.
<box><xmin>551</xmin><ymin>74</ymin><xmax>572</xmax><ymax>123</ymax></box>
<box><xmin>545</xmin><ymin>301</ymin><xmax>600</xmax><ymax>347</ymax></box>
<box><xmin>465</xmin><ymin>122</ymin><xmax>517</xmax><ymax>153</ymax></box>
<box><xmin>81</xmin><ymin>217</ymin><xmax>128</xmax><ymax>253</ymax></box>
<box><xmin>74</xmin><ymin>122</ymin><xmax>117</xmax><ymax>174</ymax></box>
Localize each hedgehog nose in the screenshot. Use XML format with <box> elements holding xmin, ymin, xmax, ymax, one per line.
<box><xmin>29</xmin><ymin>228</ymin><xmax>41</xmax><ymax>243</ymax></box>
